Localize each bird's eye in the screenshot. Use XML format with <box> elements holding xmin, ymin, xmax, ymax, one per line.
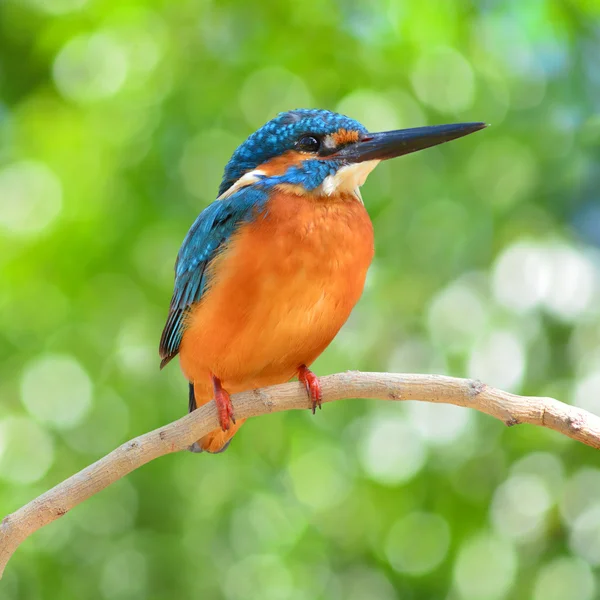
<box><xmin>297</xmin><ymin>135</ymin><xmax>321</xmax><ymax>153</ymax></box>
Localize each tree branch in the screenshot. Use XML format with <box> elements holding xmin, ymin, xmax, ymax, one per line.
<box><xmin>1</xmin><ymin>371</ymin><xmax>599</xmax><ymax>576</ymax></box>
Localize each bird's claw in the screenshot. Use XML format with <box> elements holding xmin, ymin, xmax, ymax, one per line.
<box><xmin>298</xmin><ymin>365</ymin><xmax>322</xmax><ymax>414</ymax></box>
<box><xmin>215</xmin><ymin>390</ymin><xmax>236</xmax><ymax>431</ymax></box>
<box><xmin>212</xmin><ymin>375</ymin><xmax>236</xmax><ymax>431</ymax></box>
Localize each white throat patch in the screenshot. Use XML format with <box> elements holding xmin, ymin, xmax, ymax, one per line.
<box><xmin>318</xmin><ymin>160</ymin><xmax>380</xmax><ymax>202</ymax></box>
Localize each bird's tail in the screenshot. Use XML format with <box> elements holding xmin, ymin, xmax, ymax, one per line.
<box><xmin>188</xmin><ymin>382</ymin><xmax>245</xmax><ymax>453</ymax></box>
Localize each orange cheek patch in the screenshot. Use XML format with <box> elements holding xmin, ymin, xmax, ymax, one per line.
<box><xmin>259</xmin><ymin>150</ymin><xmax>305</xmax><ymax>176</ymax></box>
<box><xmin>332</xmin><ymin>129</ymin><xmax>361</xmax><ymax>145</ymax></box>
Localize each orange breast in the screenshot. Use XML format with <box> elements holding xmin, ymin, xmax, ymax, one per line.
<box><xmin>178</xmin><ymin>190</ymin><xmax>374</xmax><ymax>400</ymax></box>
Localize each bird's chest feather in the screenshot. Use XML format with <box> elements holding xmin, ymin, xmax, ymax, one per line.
<box><xmin>220</xmin><ymin>191</ymin><xmax>373</xmax><ymax>318</ymax></box>
<box><xmin>181</xmin><ymin>191</ymin><xmax>374</xmax><ymax>382</ymax></box>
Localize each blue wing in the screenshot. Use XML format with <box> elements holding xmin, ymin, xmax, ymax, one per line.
<box><xmin>159</xmin><ymin>187</ymin><xmax>268</xmax><ymax>368</ymax></box>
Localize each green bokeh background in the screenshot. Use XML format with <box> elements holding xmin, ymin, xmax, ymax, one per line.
<box><xmin>1</xmin><ymin>0</ymin><xmax>600</xmax><ymax>598</ymax></box>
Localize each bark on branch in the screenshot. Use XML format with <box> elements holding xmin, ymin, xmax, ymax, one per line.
<box><xmin>1</xmin><ymin>371</ymin><xmax>599</xmax><ymax>577</ymax></box>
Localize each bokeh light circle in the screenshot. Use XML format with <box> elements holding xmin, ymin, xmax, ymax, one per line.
<box><xmin>453</xmin><ymin>532</ymin><xmax>517</xmax><ymax>600</ymax></box>
<box><xmin>21</xmin><ymin>354</ymin><xmax>93</xmax><ymax>430</ymax></box>
<box><xmin>0</xmin><ymin>416</ymin><xmax>54</xmax><ymax>484</ymax></box>
<box><xmin>385</xmin><ymin>512</ymin><xmax>451</xmax><ymax>575</ymax></box>
<box><xmin>359</xmin><ymin>416</ymin><xmax>426</xmax><ymax>485</ymax></box>
<box><xmin>532</xmin><ymin>557</ymin><xmax>595</xmax><ymax>600</ymax></box>
<box><xmin>0</xmin><ymin>161</ymin><xmax>63</xmax><ymax>236</ymax></box>
<box><xmin>53</xmin><ymin>33</ymin><xmax>128</xmax><ymax>103</ymax></box>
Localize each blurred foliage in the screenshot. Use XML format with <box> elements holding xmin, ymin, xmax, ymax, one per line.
<box><xmin>1</xmin><ymin>0</ymin><xmax>600</xmax><ymax>599</ymax></box>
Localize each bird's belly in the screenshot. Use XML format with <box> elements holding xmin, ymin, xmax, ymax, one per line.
<box><xmin>179</xmin><ymin>193</ymin><xmax>374</xmax><ymax>393</ymax></box>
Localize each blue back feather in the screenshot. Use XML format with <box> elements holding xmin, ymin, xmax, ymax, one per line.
<box><xmin>159</xmin><ymin>186</ymin><xmax>269</xmax><ymax>367</ymax></box>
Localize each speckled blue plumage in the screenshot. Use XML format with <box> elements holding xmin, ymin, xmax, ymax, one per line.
<box><xmin>160</xmin><ymin>109</ymin><xmax>367</xmax><ymax>366</ymax></box>
<box><xmin>218</xmin><ymin>109</ymin><xmax>367</xmax><ymax>195</ymax></box>
<box><xmin>160</xmin><ymin>186</ymin><xmax>269</xmax><ymax>365</ymax></box>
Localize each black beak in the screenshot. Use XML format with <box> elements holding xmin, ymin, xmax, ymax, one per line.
<box><xmin>336</xmin><ymin>122</ymin><xmax>487</xmax><ymax>163</ymax></box>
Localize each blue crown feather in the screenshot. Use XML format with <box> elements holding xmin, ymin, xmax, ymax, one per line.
<box><xmin>218</xmin><ymin>109</ymin><xmax>367</xmax><ymax>195</ymax></box>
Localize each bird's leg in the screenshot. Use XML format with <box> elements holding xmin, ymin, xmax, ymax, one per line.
<box><xmin>211</xmin><ymin>374</ymin><xmax>236</xmax><ymax>431</ymax></box>
<box><xmin>188</xmin><ymin>382</ymin><xmax>197</xmax><ymax>413</ymax></box>
<box><xmin>298</xmin><ymin>364</ymin><xmax>323</xmax><ymax>414</ymax></box>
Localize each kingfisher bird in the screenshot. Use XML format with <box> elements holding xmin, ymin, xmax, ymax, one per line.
<box><xmin>160</xmin><ymin>108</ymin><xmax>484</xmax><ymax>453</ymax></box>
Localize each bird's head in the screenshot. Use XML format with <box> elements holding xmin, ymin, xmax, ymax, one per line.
<box><xmin>218</xmin><ymin>108</ymin><xmax>485</xmax><ymax>200</ymax></box>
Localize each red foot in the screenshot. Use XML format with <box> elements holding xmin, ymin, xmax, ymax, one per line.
<box><xmin>212</xmin><ymin>374</ymin><xmax>236</xmax><ymax>431</ymax></box>
<box><xmin>298</xmin><ymin>365</ymin><xmax>322</xmax><ymax>414</ymax></box>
